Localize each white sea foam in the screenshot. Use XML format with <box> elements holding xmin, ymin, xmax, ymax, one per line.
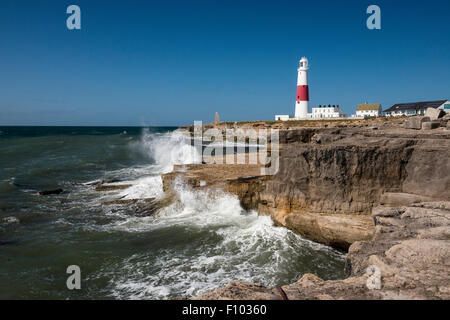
<box><xmin>89</xmin><ymin>129</ymin><xmax>201</xmax><ymax>203</ymax></box>
<box><xmin>98</xmin><ymin>180</ymin><xmax>345</xmax><ymax>299</ymax></box>
<box><xmin>130</xmin><ymin>129</ymin><xmax>201</xmax><ymax>173</ymax></box>
<box><xmin>1</xmin><ymin>216</ymin><xmax>20</xmax><ymax>225</ymax></box>
<box><xmin>115</xmin><ymin>175</ymin><xmax>164</xmax><ymax>200</ymax></box>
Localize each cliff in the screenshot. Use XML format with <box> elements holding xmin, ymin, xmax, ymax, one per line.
<box><xmin>261</xmin><ymin>125</ymin><xmax>450</xmax><ymax>249</ymax></box>
<box><xmin>162</xmin><ymin>117</ymin><xmax>450</xmax><ymax>299</ymax></box>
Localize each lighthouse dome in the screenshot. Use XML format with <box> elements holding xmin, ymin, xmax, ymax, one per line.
<box><xmin>299</xmin><ymin>57</ymin><xmax>309</xmax><ymax>69</ymax></box>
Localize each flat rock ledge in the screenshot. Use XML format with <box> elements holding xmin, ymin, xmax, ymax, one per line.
<box><xmin>283</xmin><ymin>212</ymin><xmax>374</xmax><ymax>250</ymax></box>
<box><xmin>196</xmin><ymin>201</ymin><xmax>450</xmax><ymax>300</ymax></box>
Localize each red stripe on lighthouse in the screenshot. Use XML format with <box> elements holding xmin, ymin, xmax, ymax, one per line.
<box><xmin>296</xmin><ymin>85</ymin><xmax>309</xmax><ymax>101</ymax></box>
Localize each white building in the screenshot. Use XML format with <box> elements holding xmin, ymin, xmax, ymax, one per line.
<box><xmin>310</xmin><ymin>105</ymin><xmax>346</xmax><ymax>119</ymax></box>
<box><xmin>274</xmin><ymin>115</ymin><xmax>290</xmax><ymax>121</ymax></box>
<box><xmin>356</xmin><ymin>103</ymin><xmax>382</xmax><ymax>117</ymax></box>
<box><xmin>384</xmin><ymin>100</ymin><xmax>450</xmax><ymax>117</ymax></box>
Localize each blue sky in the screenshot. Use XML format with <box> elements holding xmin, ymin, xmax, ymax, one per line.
<box><xmin>1</xmin><ymin>0</ymin><xmax>449</xmax><ymax>126</ymax></box>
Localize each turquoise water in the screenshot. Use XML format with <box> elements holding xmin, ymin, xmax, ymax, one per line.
<box><xmin>0</xmin><ymin>126</ymin><xmax>346</xmax><ymax>299</ymax></box>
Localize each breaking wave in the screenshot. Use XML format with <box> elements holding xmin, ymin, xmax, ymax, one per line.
<box><xmin>130</xmin><ymin>129</ymin><xmax>201</xmax><ymax>173</ymax></box>
<box><xmin>93</xmin><ymin>179</ymin><xmax>345</xmax><ymax>299</ymax></box>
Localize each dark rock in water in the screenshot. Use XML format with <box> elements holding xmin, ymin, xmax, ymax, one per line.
<box><xmin>38</xmin><ymin>189</ymin><xmax>63</xmax><ymax>196</ymax></box>
<box><xmin>103</xmin><ymin>179</ymin><xmax>121</xmax><ymax>184</ymax></box>
<box><xmin>102</xmin><ymin>193</ymin><xmax>177</xmax><ymax>217</ymax></box>
<box><xmin>0</xmin><ymin>240</ymin><xmax>19</xmax><ymax>246</ymax></box>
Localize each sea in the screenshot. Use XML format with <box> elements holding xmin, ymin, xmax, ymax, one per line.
<box><xmin>0</xmin><ymin>126</ymin><xmax>345</xmax><ymax>299</ymax></box>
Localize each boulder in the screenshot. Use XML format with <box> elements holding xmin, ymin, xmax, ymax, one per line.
<box><xmin>421</xmin><ymin>120</ymin><xmax>440</xmax><ymax>130</ymax></box>
<box><xmin>424</xmin><ymin>107</ymin><xmax>445</xmax><ymax>120</ymax></box>
<box><xmin>38</xmin><ymin>189</ymin><xmax>63</xmax><ymax>195</ymax></box>
<box><xmin>101</xmin><ymin>196</ymin><xmax>175</xmax><ymax>217</ymax></box>
<box><xmin>405</xmin><ymin>116</ymin><xmax>430</xmax><ymax>130</ymax></box>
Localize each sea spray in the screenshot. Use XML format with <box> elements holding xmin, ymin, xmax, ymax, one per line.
<box><xmin>99</xmin><ymin>179</ymin><xmax>345</xmax><ymax>299</ymax></box>
<box><xmin>130</xmin><ymin>128</ymin><xmax>201</xmax><ymax>173</ymax></box>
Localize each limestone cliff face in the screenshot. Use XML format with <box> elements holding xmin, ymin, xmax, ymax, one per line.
<box><xmin>262</xmin><ymin>138</ymin><xmax>414</xmax><ymax>215</ymax></box>
<box><xmin>258</xmin><ymin>127</ymin><xmax>450</xmax><ymax>248</ymax></box>
<box><xmin>402</xmin><ymin>140</ymin><xmax>450</xmax><ymax>199</ymax></box>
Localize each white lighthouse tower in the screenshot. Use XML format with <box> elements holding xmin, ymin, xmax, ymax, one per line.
<box><xmin>294</xmin><ymin>57</ymin><xmax>309</xmax><ymax>119</ymax></box>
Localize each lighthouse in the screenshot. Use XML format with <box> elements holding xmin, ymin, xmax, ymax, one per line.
<box><xmin>295</xmin><ymin>57</ymin><xmax>309</xmax><ymax>119</ymax></box>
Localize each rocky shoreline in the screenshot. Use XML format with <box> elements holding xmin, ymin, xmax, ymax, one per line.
<box><xmin>89</xmin><ymin>116</ymin><xmax>449</xmax><ymax>299</ymax></box>
<box><xmin>196</xmin><ymin>201</ymin><xmax>450</xmax><ymax>300</ymax></box>
<box><xmin>167</xmin><ymin>116</ymin><xmax>450</xmax><ymax>299</ymax></box>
